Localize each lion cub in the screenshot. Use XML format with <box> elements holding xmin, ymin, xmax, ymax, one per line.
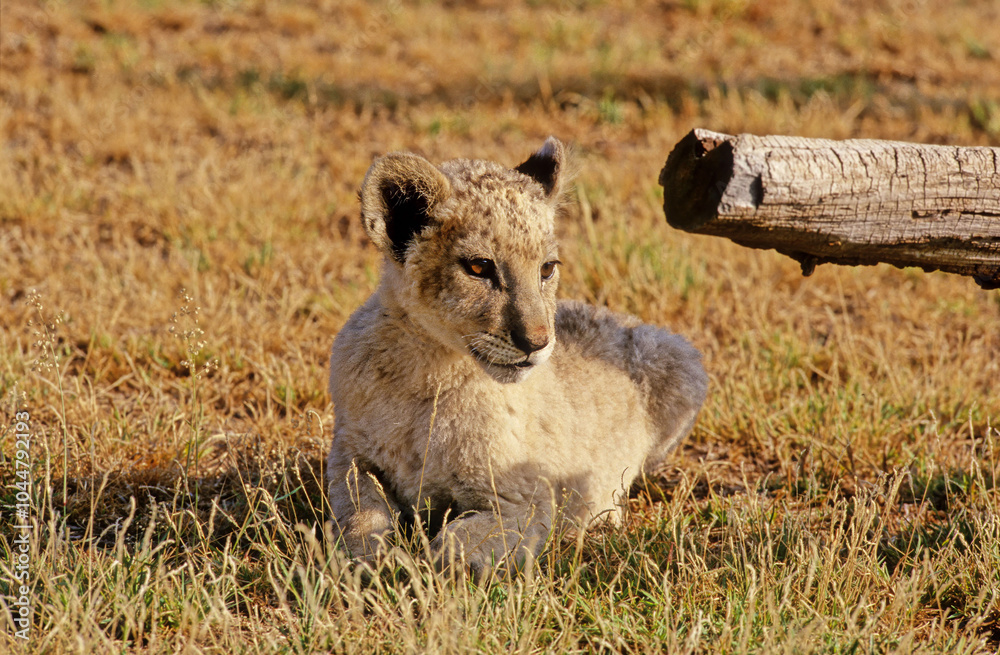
<box><xmin>327</xmin><ymin>138</ymin><xmax>707</xmax><ymax>578</ymax></box>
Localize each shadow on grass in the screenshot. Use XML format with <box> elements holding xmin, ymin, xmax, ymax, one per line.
<box><xmin>160</xmin><ymin>64</ymin><xmax>1000</xmax><ymax>141</ymax></box>
<box><xmin>0</xmin><ymin>439</ymin><xmax>330</xmax><ymax>559</ymax></box>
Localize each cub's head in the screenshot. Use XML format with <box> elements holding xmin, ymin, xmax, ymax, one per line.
<box><xmin>360</xmin><ymin>138</ymin><xmax>566</xmax><ymax>383</ymax></box>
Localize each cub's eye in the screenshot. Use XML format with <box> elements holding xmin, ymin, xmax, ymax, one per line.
<box><xmin>540</xmin><ymin>260</ymin><xmax>560</xmax><ymax>280</ymax></box>
<box><xmin>462</xmin><ymin>258</ymin><xmax>496</xmax><ymax>279</ymax></box>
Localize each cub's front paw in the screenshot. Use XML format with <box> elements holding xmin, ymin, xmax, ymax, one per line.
<box><xmin>428</xmin><ymin>512</ymin><xmax>506</xmax><ymax>582</ymax></box>
<box><xmin>336</xmin><ymin>526</ymin><xmax>391</xmax><ymax>565</ymax></box>
<box><xmin>429</xmin><ymin>511</ymin><xmax>547</xmax><ymax>583</ymax></box>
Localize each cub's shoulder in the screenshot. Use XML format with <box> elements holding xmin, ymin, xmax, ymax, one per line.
<box><xmin>332</xmin><ymin>295</ymin><xmax>383</xmax><ymax>352</ymax></box>
<box><xmin>329</xmin><ymin>295</ymin><xmax>398</xmax><ymax>388</ymax></box>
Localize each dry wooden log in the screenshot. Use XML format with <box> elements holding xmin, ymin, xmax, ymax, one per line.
<box><xmin>658</xmin><ymin>129</ymin><xmax>1000</xmax><ymax>289</ymax></box>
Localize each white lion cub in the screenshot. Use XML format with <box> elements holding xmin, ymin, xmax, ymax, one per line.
<box><xmin>327</xmin><ymin>138</ymin><xmax>707</xmax><ymax>578</ymax></box>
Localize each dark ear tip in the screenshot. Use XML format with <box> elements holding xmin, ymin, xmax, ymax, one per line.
<box><xmin>539</xmin><ymin>136</ymin><xmax>563</xmax><ymax>161</ymax></box>
<box><xmin>515</xmin><ymin>137</ymin><xmax>565</xmax><ymax>197</ymax></box>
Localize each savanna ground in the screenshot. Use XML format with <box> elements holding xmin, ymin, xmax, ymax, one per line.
<box><xmin>1</xmin><ymin>0</ymin><xmax>1000</xmax><ymax>652</ymax></box>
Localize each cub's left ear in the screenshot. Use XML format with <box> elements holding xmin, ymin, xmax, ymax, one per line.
<box><xmin>359</xmin><ymin>152</ymin><xmax>451</xmax><ymax>264</ymax></box>
<box><xmin>515</xmin><ymin>136</ymin><xmax>565</xmax><ymax>199</ymax></box>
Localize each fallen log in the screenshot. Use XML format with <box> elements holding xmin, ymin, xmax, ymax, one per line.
<box><xmin>658</xmin><ymin>129</ymin><xmax>1000</xmax><ymax>289</ymax></box>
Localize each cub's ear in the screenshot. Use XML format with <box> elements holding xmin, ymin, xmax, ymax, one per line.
<box><xmin>360</xmin><ymin>153</ymin><xmax>451</xmax><ymax>263</ymax></box>
<box><xmin>515</xmin><ymin>136</ymin><xmax>565</xmax><ymax>199</ymax></box>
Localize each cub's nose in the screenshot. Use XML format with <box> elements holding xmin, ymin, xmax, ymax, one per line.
<box><xmin>511</xmin><ymin>327</ymin><xmax>549</xmax><ymax>355</ymax></box>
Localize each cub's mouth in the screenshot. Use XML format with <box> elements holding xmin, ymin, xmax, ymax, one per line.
<box><xmin>465</xmin><ymin>333</ymin><xmax>555</xmax><ymax>383</ymax></box>
<box><xmin>468</xmin><ymin>345</ymin><xmax>534</xmax><ymax>370</ymax></box>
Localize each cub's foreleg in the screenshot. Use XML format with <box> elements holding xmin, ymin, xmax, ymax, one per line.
<box><xmin>326</xmin><ymin>447</ymin><xmax>402</xmax><ymax>562</ymax></box>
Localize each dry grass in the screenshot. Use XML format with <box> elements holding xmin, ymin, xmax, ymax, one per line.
<box><xmin>1</xmin><ymin>0</ymin><xmax>999</xmax><ymax>652</ymax></box>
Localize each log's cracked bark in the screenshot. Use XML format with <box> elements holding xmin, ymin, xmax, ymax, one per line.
<box><xmin>659</xmin><ymin>129</ymin><xmax>1000</xmax><ymax>289</ymax></box>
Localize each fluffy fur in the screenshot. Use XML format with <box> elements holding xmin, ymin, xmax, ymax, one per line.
<box><xmin>327</xmin><ymin>138</ymin><xmax>708</xmax><ymax>579</ymax></box>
